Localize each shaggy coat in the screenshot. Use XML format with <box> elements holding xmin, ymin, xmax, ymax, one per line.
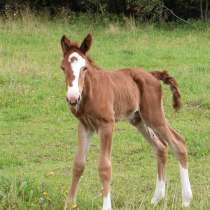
<box><xmin>60</xmin><ymin>34</ymin><xmax>192</xmax><ymax>210</ymax></box>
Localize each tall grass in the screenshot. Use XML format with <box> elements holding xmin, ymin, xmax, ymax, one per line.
<box><xmin>0</xmin><ymin>10</ymin><xmax>210</xmax><ymax>210</ymax></box>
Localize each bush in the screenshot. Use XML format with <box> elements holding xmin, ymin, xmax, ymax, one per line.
<box><xmin>0</xmin><ymin>0</ymin><xmax>209</xmax><ymax>21</ymax></box>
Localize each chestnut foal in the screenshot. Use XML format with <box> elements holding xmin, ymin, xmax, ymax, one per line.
<box><xmin>60</xmin><ymin>34</ymin><xmax>192</xmax><ymax>210</ymax></box>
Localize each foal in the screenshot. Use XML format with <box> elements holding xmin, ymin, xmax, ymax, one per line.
<box><xmin>60</xmin><ymin>34</ymin><xmax>192</xmax><ymax>210</ymax></box>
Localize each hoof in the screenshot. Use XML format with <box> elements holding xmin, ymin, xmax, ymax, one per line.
<box><xmin>182</xmin><ymin>201</ymin><xmax>190</xmax><ymax>208</ymax></box>
<box><xmin>102</xmin><ymin>208</ymin><xmax>111</xmax><ymax>210</ymax></box>
<box><xmin>182</xmin><ymin>190</ymin><xmax>192</xmax><ymax>208</ymax></box>
<box><xmin>151</xmin><ymin>187</ymin><xmax>165</xmax><ymax>206</ymax></box>
<box><xmin>64</xmin><ymin>202</ymin><xmax>78</xmax><ymax>210</ymax></box>
<box><xmin>151</xmin><ymin>178</ymin><xmax>165</xmax><ymax>206</ymax></box>
<box><xmin>151</xmin><ymin>193</ymin><xmax>165</xmax><ymax>206</ymax></box>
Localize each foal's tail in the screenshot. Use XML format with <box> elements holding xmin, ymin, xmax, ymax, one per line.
<box><xmin>150</xmin><ymin>70</ymin><xmax>181</xmax><ymax>111</ymax></box>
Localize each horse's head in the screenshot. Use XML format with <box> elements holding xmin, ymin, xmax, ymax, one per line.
<box><xmin>60</xmin><ymin>33</ymin><xmax>92</xmax><ymax>106</ymax></box>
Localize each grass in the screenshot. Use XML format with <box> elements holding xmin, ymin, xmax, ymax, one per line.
<box><xmin>0</xmin><ymin>13</ymin><xmax>210</xmax><ymax>210</ymax></box>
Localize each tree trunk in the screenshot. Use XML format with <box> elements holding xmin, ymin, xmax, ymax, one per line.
<box><xmin>204</xmin><ymin>0</ymin><xmax>208</xmax><ymax>21</ymax></box>
<box><xmin>200</xmin><ymin>0</ymin><xmax>204</xmax><ymax>20</ymax></box>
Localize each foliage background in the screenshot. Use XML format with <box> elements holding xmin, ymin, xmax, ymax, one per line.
<box><xmin>0</xmin><ymin>0</ymin><xmax>209</xmax><ymax>21</ymax></box>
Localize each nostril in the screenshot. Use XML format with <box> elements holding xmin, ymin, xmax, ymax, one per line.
<box><xmin>78</xmin><ymin>95</ymin><xmax>81</xmax><ymax>102</ymax></box>
<box><xmin>67</xmin><ymin>96</ymin><xmax>78</xmax><ymax>106</ymax></box>
<box><xmin>66</xmin><ymin>95</ymin><xmax>81</xmax><ymax>106</ymax></box>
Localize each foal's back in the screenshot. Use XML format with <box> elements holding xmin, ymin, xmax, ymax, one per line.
<box><xmin>106</xmin><ymin>68</ymin><xmax>160</xmax><ymax>121</ymax></box>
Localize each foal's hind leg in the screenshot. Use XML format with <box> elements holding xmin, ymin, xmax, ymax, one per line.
<box><xmin>134</xmin><ymin>76</ymin><xmax>192</xmax><ymax>206</ymax></box>
<box><xmin>139</xmin><ymin>89</ymin><xmax>192</xmax><ymax>206</ymax></box>
<box><xmin>151</xmin><ymin>123</ymin><xmax>193</xmax><ymax>207</ymax></box>
<box><xmin>130</xmin><ymin>114</ymin><xmax>167</xmax><ymax>205</ymax></box>
<box><xmin>168</xmin><ymin>125</ymin><xmax>193</xmax><ymax>207</ymax></box>
<box><xmin>139</xmin><ymin>124</ymin><xmax>168</xmax><ymax>205</ymax></box>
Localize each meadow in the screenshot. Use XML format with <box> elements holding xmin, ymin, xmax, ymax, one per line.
<box><xmin>0</xmin><ymin>13</ymin><xmax>210</xmax><ymax>210</ymax></box>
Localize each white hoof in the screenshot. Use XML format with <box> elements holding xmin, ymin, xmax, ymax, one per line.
<box><xmin>151</xmin><ymin>178</ymin><xmax>165</xmax><ymax>206</ymax></box>
<box><xmin>179</xmin><ymin>165</ymin><xmax>193</xmax><ymax>208</ymax></box>
<box><xmin>182</xmin><ymin>189</ymin><xmax>192</xmax><ymax>208</ymax></box>
<box><xmin>102</xmin><ymin>193</ymin><xmax>111</xmax><ymax>210</ymax></box>
<box><xmin>151</xmin><ymin>190</ymin><xmax>165</xmax><ymax>206</ymax></box>
<box><xmin>102</xmin><ymin>207</ymin><xmax>111</xmax><ymax>210</ymax></box>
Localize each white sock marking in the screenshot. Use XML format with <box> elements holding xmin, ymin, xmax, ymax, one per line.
<box><xmin>151</xmin><ymin>176</ymin><xmax>165</xmax><ymax>205</ymax></box>
<box><xmin>102</xmin><ymin>193</ymin><xmax>111</xmax><ymax>210</ymax></box>
<box><xmin>179</xmin><ymin>165</ymin><xmax>192</xmax><ymax>207</ymax></box>
<box><xmin>66</xmin><ymin>52</ymin><xmax>86</xmax><ymax>100</ymax></box>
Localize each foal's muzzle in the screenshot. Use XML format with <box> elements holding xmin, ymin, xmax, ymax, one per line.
<box><xmin>66</xmin><ymin>95</ymin><xmax>81</xmax><ymax>106</ymax></box>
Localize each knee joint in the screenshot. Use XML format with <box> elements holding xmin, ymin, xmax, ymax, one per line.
<box><xmin>175</xmin><ymin>144</ymin><xmax>187</xmax><ymax>157</ymax></box>
<box><xmin>157</xmin><ymin>148</ymin><xmax>167</xmax><ymax>161</ymax></box>
<box><xmin>73</xmin><ymin>160</ymin><xmax>85</xmax><ymax>176</ymax></box>
<box><xmin>98</xmin><ymin>160</ymin><xmax>111</xmax><ymax>181</ymax></box>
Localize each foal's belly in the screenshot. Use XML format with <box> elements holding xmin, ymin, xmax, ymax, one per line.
<box><xmin>110</xmin><ymin>69</ymin><xmax>140</xmax><ymax>122</ymax></box>
<box><xmin>114</xmin><ymin>106</ymin><xmax>139</xmax><ymax>122</ymax></box>
<box><xmin>113</xmin><ymin>95</ymin><xmax>139</xmax><ymax>122</ymax></box>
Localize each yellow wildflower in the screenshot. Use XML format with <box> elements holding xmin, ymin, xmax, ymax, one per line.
<box><xmin>43</xmin><ymin>191</ymin><xmax>48</xmax><ymax>196</ymax></box>
<box><xmin>47</xmin><ymin>171</ymin><xmax>55</xmax><ymax>176</ymax></box>
<box><xmin>71</xmin><ymin>203</ymin><xmax>78</xmax><ymax>209</ymax></box>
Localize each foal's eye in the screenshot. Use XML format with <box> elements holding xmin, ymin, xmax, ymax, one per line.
<box><xmin>82</xmin><ymin>67</ymin><xmax>87</xmax><ymax>71</ymax></box>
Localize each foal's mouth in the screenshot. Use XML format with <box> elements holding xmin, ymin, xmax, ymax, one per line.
<box><xmin>69</xmin><ymin>101</ymin><xmax>77</xmax><ymax>106</ymax></box>
<box><xmin>66</xmin><ymin>96</ymin><xmax>81</xmax><ymax>107</ymax></box>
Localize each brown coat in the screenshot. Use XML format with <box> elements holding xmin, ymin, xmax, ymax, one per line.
<box><xmin>61</xmin><ymin>34</ymin><xmax>192</xmax><ymax>210</ymax></box>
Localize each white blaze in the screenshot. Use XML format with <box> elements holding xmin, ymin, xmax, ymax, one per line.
<box><xmin>66</xmin><ymin>52</ymin><xmax>86</xmax><ymax>100</ymax></box>
<box><xmin>179</xmin><ymin>165</ymin><xmax>192</xmax><ymax>207</ymax></box>
<box><xmin>102</xmin><ymin>193</ymin><xmax>111</xmax><ymax>210</ymax></box>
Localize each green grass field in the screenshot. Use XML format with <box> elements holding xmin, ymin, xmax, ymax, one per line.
<box><xmin>0</xmin><ymin>14</ymin><xmax>210</xmax><ymax>210</ymax></box>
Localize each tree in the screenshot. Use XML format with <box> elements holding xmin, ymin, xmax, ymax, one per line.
<box><xmin>200</xmin><ymin>0</ymin><xmax>209</xmax><ymax>21</ymax></box>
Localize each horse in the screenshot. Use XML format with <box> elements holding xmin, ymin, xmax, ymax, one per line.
<box><xmin>60</xmin><ymin>33</ymin><xmax>192</xmax><ymax>210</ymax></box>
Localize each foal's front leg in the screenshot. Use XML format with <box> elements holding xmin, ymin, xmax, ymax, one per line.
<box><xmin>98</xmin><ymin>123</ymin><xmax>113</xmax><ymax>210</ymax></box>
<box><xmin>64</xmin><ymin>123</ymin><xmax>92</xmax><ymax>210</ymax></box>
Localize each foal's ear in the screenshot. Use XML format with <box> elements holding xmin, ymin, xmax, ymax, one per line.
<box><xmin>80</xmin><ymin>33</ymin><xmax>92</xmax><ymax>54</ymax></box>
<box><xmin>61</xmin><ymin>35</ymin><xmax>71</xmax><ymax>55</ymax></box>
